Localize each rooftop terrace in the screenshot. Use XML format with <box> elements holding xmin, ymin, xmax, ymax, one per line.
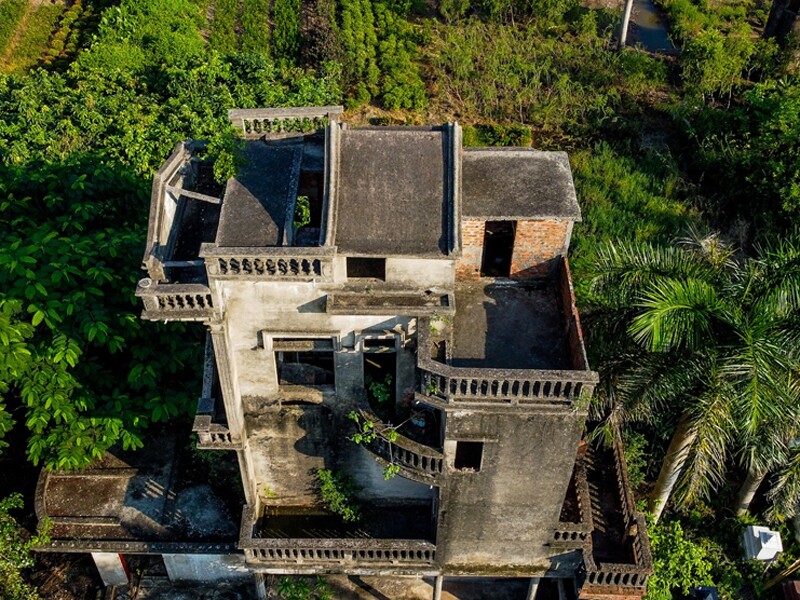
<box><xmin>451</xmin><ymin>281</ymin><xmax>570</xmax><ymax>370</ymax></box>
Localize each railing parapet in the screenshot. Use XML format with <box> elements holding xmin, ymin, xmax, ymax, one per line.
<box><xmin>417</xmin><ymin>318</ymin><xmax>598</xmax><ymax>408</ymax></box>
<box><xmin>193</xmin><ymin>414</ymin><xmax>238</xmax><ymax>450</ymax></box>
<box><xmin>243</xmin><ymin>538</ymin><xmax>436</xmax><ymax>566</ymax></box>
<box><xmin>553</xmin><ymin>455</ymin><xmax>593</xmax><ymax>549</ymax></box>
<box><xmin>136</xmin><ymin>279</ymin><xmax>213</xmax><ymax>321</ymax></box>
<box><xmin>579</xmin><ymin>429</ymin><xmax>653</xmax><ymax>596</ymax></box>
<box><xmin>352</xmin><ymin>404</ymin><xmax>444</xmax><ymax>484</ymax></box>
<box><xmin>228</xmin><ymin>107</ymin><xmax>343</xmax><ymax>139</ymax></box>
<box><xmin>200</xmin><ymin>245</ymin><xmax>335</xmax><ymax>281</ymax></box>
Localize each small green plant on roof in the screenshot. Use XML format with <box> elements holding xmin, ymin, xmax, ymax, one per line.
<box><xmin>348</xmin><ymin>410</ymin><xmax>402</xmax><ymax>480</ymax></box>
<box><xmin>278</xmin><ymin>576</ymin><xmax>332</xmax><ymax>600</ymax></box>
<box><xmin>366</xmin><ymin>372</ymin><xmax>392</xmax><ymax>404</ymax></box>
<box><xmin>315</xmin><ymin>468</ymin><xmax>362</xmax><ymax>522</ymax></box>
<box><xmin>293</xmin><ymin>195</ymin><xmax>311</xmax><ymax>229</ymax></box>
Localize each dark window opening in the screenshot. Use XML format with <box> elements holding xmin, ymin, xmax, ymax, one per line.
<box><xmin>347</xmin><ymin>258</ymin><xmax>386</xmax><ymax>280</ymax></box>
<box><xmin>454</xmin><ymin>441</ymin><xmax>484</xmax><ymax>471</ymax></box>
<box><xmin>480</xmin><ymin>221</ymin><xmax>516</xmax><ymax>278</ymax></box>
<box><xmin>276</xmin><ymin>350</ymin><xmax>335</xmax><ymax>386</ymax></box>
<box><xmin>297</xmin><ymin>172</ymin><xmax>323</xmax><ymax>225</ymax></box>
<box><xmin>363</xmin><ymin>352</ymin><xmax>396</xmax><ymax>421</ymax></box>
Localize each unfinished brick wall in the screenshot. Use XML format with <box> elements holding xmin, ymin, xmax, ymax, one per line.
<box><xmin>510</xmin><ymin>219</ymin><xmax>570</xmax><ymax>280</ymax></box>
<box><xmin>456</xmin><ymin>218</ymin><xmax>572</xmax><ymax>280</ymax></box>
<box><xmin>558</xmin><ymin>256</ymin><xmax>589</xmax><ymax>370</ymax></box>
<box><xmin>455</xmin><ymin>220</ymin><xmax>485</xmax><ymax>280</ymax></box>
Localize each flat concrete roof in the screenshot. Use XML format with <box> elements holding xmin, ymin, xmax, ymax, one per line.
<box><xmin>451</xmin><ymin>281</ymin><xmax>570</xmax><ymax>370</ymax></box>
<box><xmin>216</xmin><ymin>139</ymin><xmax>303</xmax><ymax>247</ymax></box>
<box><xmin>335</xmin><ymin>128</ymin><xmax>449</xmax><ymax>257</ymax></box>
<box><xmin>461</xmin><ymin>149</ymin><xmax>581</xmax><ymax>221</ymax></box>
<box><xmin>39</xmin><ymin>432</ymin><xmax>238</xmax><ymax>546</ymax></box>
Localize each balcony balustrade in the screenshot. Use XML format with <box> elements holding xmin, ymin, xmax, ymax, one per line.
<box><xmin>136</xmin><ymin>279</ymin><xmax>214</xmax><ymax>322</ymax></box>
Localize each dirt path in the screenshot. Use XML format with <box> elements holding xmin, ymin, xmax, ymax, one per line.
<box><xmin>1</xmin><ymin>2</ymin><xmax>34</xmax><ymax>67</ymax></box>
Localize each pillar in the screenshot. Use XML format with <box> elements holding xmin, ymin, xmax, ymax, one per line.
<box><xmin>433</xmin><ymin>575</ymin><xmax>444</xmax><ymax>600</ymax></box>
<box><xmin>91</xmin><ymin>552</ymin><xmax>130</xmax><ymax>587</ymax></box>
<box><xmin>255</xmin><ymin>573</ymin><xmax>268</xmax><ymax>600</ymax></box>
<box><xmin>526</xmin><ymin>577</ymin><xmax>541</xmax><ymax>600</ymax></box>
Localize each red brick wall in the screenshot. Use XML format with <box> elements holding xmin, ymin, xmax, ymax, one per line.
<box><xmin>559</xmin><ymin>256</ymin><xmax>589</xmax><ymax>370</ymax></box>
<box><xmin>455</xmin><ymin>219</ymin><xmax>485</xmax><ymax>280</ymax></box>
<box><xmin>510</xmin><ymin>219</ymin><xmax>569</xmax><ymax>280</ymax></box>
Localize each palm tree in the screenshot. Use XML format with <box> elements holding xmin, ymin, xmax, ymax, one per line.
<box><xmin>586</xmin><ymin>229</ymin><xmax>800</xmax><ymax>523</ymax></box>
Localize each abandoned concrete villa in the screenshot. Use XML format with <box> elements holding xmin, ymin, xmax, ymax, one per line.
<box><xmin>34</xmin><ymin>106</ymin><xmax>653</xmax><ymax>599</ymax></box>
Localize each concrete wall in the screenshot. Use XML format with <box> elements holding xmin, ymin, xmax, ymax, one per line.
<box><xmin>163</xmin><ymin>553</ymin><xmax>252</xmax><ymax>582</ymax></box>
<box><xmin>91</xmin><ymin>552</ymin><xmax>129</xmax><ymax>587</ymax></box>
<box><xmin>436</xmin><ymin>409</ymin><xmax>584</xmax><ymax>572</ymax></box>
<box><xmin>219</xmin><ymin>278</ymin><xmax>412</xmax><ymax>405</ymax></box>
<box><xmin>248</xmin><ymin>404</ymin><xmax>337</xmax><ymax>505</ymax></box>
<box><xmin>343</xmin><ymin>445</ymin><xmax>437</xmax><ymax>503</ymax></box>
<box><xmin>332</xmin><ymin>256</ymin><xmax>455</xmax><ymax>288</ymax></box>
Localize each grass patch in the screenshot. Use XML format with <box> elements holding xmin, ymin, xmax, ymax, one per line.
<box><xmin>240</xmin><ymin>0</ymin><xmax>270</xmax><ymax>54</ymax></box>
<box><xmin>0</xmin><ymin>0</ymin><xmax>28</xmax><ymax>60</ymax></box>
<box><xmin>8</xmin><ymin>3</ymin><xmax>65</xmax><ymax>71</ymax></box>
<box><xmin>569</xmin><ymin>142</ymin><xmax>700</xmax><ymax>298</ymax></box>
<box><xmin>210</xmin><ymin>0</ymin><xmax>239</xmax><ymax>52</ymax></box>
<box><xmin>425</xmin><ymin>19</ymin><xmax>669</xmax><ymax>143</ymax></box>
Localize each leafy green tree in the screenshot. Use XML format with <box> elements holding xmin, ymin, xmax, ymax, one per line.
<box><xmin>645</xmin><ymin>519</ymin><xmax>713</xmax><ymax>600</ymax></box>
<box><xmin>0</xmin><ymin>494</ymin><xmax>50</xmax><ymax>600</ymax></box>
<box><xmin>587</xmin><ymin>229</ymin><xmax>800</xmax><ymax>522</ymax></box>
<box><xmin>0</xmin><ymin>163</ymin><xmax>199</xmax><ymax>469</ymax></box>
<box><xmin>0</xmin><ymin>0</ymin><xmax>341</xmax><ymax>468</ymax></box>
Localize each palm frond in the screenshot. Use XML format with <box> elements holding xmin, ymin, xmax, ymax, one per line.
<box><xmin>675</xmin><ymin>388</ymin><xmax>735</xmax><ymax>506</ymax></box>
<box><xmin>766</xmin><ymin>446</ymin><xmax>800</xmax><ymax>521</ymax></box>
<box><xmin>630</xmin><ymin>278</ymin><xmax>729</xmax><ymax>352</ymax></box>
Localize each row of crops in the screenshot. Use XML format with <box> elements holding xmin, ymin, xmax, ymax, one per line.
<box><xmin>0</xmin><ymin>0</ymin><xmax>90</xmax><ymax>72</ymax></box>
<box><xmin>209</xmin><ymin>0</ymin><xmax>300</xmax><ymax>62</ymax></box>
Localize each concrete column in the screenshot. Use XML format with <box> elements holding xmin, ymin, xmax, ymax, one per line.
<box><xmin>91</xmin><ymin>552</ymin><xmax>129</xmax><ymax>587</ymax></box>
<box><xmin>255</xmin><ymin>573</ymin><xmax>268</xmax><ymax>600</ymax></box>
<box><xmin>526</xmin><ymin>577</ymin><xmax>541</xmax><ymax>600</ymax></box>
<box><xmin>433</xmin><ymin>575</ymin><xmax>444</xmax><ymax>600</ymax></box>
<box><xmin>209</xmin><ymin>323</ymin><xmax>244</xmax><ymax>436</ymax></box>
<box><xmin>237</xmin><ymin>444</ymin><xmax>256</xmax><ymax>506</ymax></box>
<box><xmin>619</xmin><ymin>0</ymin><xmax>634</xmax><ymax>48</ymax></box>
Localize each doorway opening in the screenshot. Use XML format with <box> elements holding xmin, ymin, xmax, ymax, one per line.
<box><xmin>480</xmin><ymin>221</ymin><xmax>515</xmax><ymax>278</ymax></box>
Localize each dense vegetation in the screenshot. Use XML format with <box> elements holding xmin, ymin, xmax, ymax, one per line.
<box><xmin>0</xmin><ymin>0</ymin><xmax>799</xmax><ymax>596</ymax></box>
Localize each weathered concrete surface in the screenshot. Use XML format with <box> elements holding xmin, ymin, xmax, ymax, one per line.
<box><xmin>436</xmin><ymin>409</ymin><xmax>584</xmax><ymax>572</ymax></box>
<box><xmin>335</xmin><ymin>128</ymin><xmax>449</xmax><ymax>257</ymax></box>
<box><xmin>216</xmin><ymin>140</ymin><xmax>304</xmax><ymax>247</ymax></box>
<box><xmin>270</xmin><ymin>575</ymin><xmax>534</xmax><ymax>599</ymax></box>
<box><xmin>451</xmin><ymin>281</ymin><xmax>570</xmax><ymax>370</ymax></box>
<box><xmin>163</xmin><ymin>553</ymin><xmax>251</xmax><ymax>582</ymax></box>
<box><xmin>461</xmin><ymin>150</ymin><xmax>580</xmax><ymax>221</ymax></box>
<box><xmin>92</xmin><ymin>552</ymin><xmax>129</xmax><ymax>587</ymax></box>
<box><xmin>38</xmin><ymin>432</ymin><xmax>240</xmax><ymax>549</ymax></box>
